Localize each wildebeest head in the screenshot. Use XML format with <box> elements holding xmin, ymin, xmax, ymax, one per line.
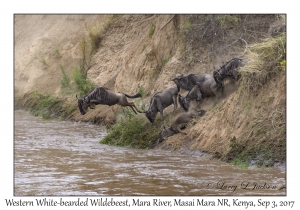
<box><xmin>77</xmin><ymin>97</ymin><xmax>88</xmax><ymax>115</ymax></box>
<box><xmin>213</xmin><ymin>68</ymin><xmax>223</xmax><ymax>87</ymax></box>
<box><xmin>171</xmin><ymin>74</ymin><xmax>189</xmax><ymax>90</ymax></box>
<box><xmin>214</xmin><ymin>58</ymin><xmax>244</xmax><ymax>85</ymax></box>
<box><xmin>158</xmin><ymin>125</ymin><xmax>176</xmax><ymax>142</ymax></box>
<box><xmin>223</xmin><ymin>58</ymin><xmax>244</xmax><ymax>80</ymax></box>
<box><xmin>145</xmin><ymin>96</ymin><xmax>160</xmax><ymax>123</ymax></box>
<box><xmin>145</xmin><ymin>110</ymin><xmax>157</xmax><ymax>123</ymax></box>
<box><xmin>76</xmin><ymin>95</ymin><xmax>95</xmax><ymax>115</ymax></box>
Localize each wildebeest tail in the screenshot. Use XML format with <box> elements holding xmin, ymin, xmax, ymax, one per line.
<box><xmin>124</xmin><ymin>93</ymin><xmax>142</xmax><ymax>98</ymax></box>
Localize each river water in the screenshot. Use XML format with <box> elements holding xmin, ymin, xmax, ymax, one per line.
<box><xmin>14</xmin><ymin>110</ymin><xmax>286</xmax><ymax>196</ymax></box>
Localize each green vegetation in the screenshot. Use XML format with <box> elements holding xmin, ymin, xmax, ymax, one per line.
<box><xmin>54</xmin><ymin>47</ymin><xmax>61</xmax><ymax>58</ymax></box>
<box><xmin>60</xmin><ymin>65</ymin><xmax>71</xmax><ymax>93</ymax></box>
<box><xmin>72</xmin><ymin>67</ymin><xmax>96</xmax><ymax>96</ymax></box>
<box><xmin>162</xmin><ymin>53</ymin><xmax>173</xmax><ymax>67</ymax></box>
<box><xmin>223</xmin><ymin>135</ymin><xmax>285</xmax><ymax>168</ymax></box>
<box><xmin>100</xmin><ymin>108</ymin><xmax>161</xmax><ymax>149</ymax></box>
<box><xmin>179</xmin><ymin>18</ymin><xmax>188</xmax><ymax>54</ymax></box>
<box><xmin>100</xmin><ymin>86</ymin><xmax>161</xmax><ymax>149</ymax></box>
<box><xmin>79</xmin><ymin>37</ymin><xmax>91</xmax><ymax>78</ymax></box>
<box><xmin>16</xmin><ymin>91</ymin><xmax>76</xmax><ymax>120</ymax></box>
<box><xmin>218</xmin><ymin>15</ymin><xmax>239</xmax><ymax>27</ymax></box>
<box><xmin>38</xmin><ymin>53</ymin><xmax>47</xmax><ymax>66</ymax></box>
<box><xmin>148</xmin><ymin>23</ymin><xmax>156</xmax><ymax>38</ymax></box>
<box><xmin>86</xmin><ymin>23</ymin><xmax>102</xmax><ymax>51</ymax></box>
<box><xmin>86</xmin><ymin>14</ymin><xmax>121</xmax><ymax>52</ymax></box>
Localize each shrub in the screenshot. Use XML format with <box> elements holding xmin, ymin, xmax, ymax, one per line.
<box><xmin>60</xmin><ymin>65</ymin><xmax>71</xmax><ymax>92</ymax></box>
<box><xmin>148</xmin><ymin>23</ymin><xmax>156</xmax><ymax>38</ymax></box>
<box><xmin>100</xmin><ymin>108</ymin><xmax>161</xmax><ymax>149</ymax></box>
<box><xmin>16</xmin><ymin>91</ymin><xmax>77</xmax><ymax>120</ymax></box>
<box><xmin>72</xmin><ymin>67</ymin><xmax>96</xmax><ymax>96</ymax></box>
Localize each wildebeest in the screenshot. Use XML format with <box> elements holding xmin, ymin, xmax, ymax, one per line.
<box><xmin>145</xmin><ymin>85</ymin><xmax>180</xmax><ymax>123</ymax></box>
<box><xmin>178</xmin><ymin>82</ymin><xmax>202</xmax><ymax>112</ymax></box>
<box><xmin>157</xmin><ymin>103</ymin><xmax>206</xmax><ymax>142</ymax></box>
<box><xmin>178</xmin><ymin>58</ymin><xmax>244</xmax><ymax>109</ymax></box>
<box><xmin>179</xmin><ymin>77</ymin><xmax>232</xmax><ymax>110</ymax></box>
<box><xmin>213</xmin><ymin>58</ymin><xmax>244</xmax><ymax>87</ymax></box>
<box><xmin>171</xmin><ymin>73</ymin><xmax>212</xmax><ymax>91</ymax></box>
<box><xmin>76</xmin><ymin>86</ymin><xmax>143</xmax><ymax>115</ymax></box>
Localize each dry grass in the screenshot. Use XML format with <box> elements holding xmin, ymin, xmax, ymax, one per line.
<box><xmin>85</xmin><ymin>15</ymin><xmax>121</xmax><ymax>50</ymax></box>
<box><xmin>238</xmin><ymin>34</ymin><xmax>286</xmax><ymax>94</ymax></box>
<box><xmin>220</xmin><ymin>34</ymin><xmax>286</xmax><ymax>167</ymax></box>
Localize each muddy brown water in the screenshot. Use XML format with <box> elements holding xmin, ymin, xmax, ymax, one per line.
<box><xmin>14</xmin><ymin>110</ymin><xmax>286</xmax><ymax>196</ymax></box>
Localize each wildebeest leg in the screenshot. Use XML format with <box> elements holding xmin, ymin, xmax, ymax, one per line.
<box><xmin>89</xmin><ymin>103</ymin><xmax>96</xmax><ymax>109</ymax></box>
<box><xmin>176</xmin><ymin>126</ymin><xmax>187</xmax><ymax>135</ymax></box>
<box><xmin>129</xmin><ymin>105</ymin><xmax>138</xmax><ymax>114</ymax></box>
<box><xmin>172</xmin><ymin>95</ymin><xmax>178</xmax><ymax>114</ymax></box>
<box><xmin>130</xmin><ymin>103</ymin><xmax>144</xmax><ymax>113</ymax></box>
<box><xmin>156</xmin><ymin>98</ymin><xmax>164</xmax><ymax>121</ymax></box>
<box><xmin>126</xmin><ymin>102</ymin><xmax>143</xmax><ymax>114</ymax></box>
<box><xmin>210</xmin><ymin>83</ymin><xmax>222</xmax><ymax>104</ymax></box>
<box><xmin>90</xmin><ymin>99</ymin><xmax>102</xmax><ymax>104</ymax></box>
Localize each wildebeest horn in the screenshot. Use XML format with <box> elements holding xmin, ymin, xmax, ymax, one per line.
<box><xmin>76</xmin><ymin>95</ymin><xmax>78</xmax><ymax>99</ymax></box>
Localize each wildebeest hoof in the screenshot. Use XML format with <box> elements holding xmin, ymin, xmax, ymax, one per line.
<box><xmin>156</xmin><ymin>137</ymin><xmax>164</xmax><ymax>145</ymax></box>
<box><xmin>200</xmin><ymin>110</ymin><xmax>206</xmax><ymax>116</ymax></box>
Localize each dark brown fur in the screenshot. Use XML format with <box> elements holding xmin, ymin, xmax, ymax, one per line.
<box><xmin>157</xmin><ymin>101</ymin><xmax>205</xmax><ymax>142</ymax></box>
<box><xmin>77</xmin><ymin>86</ymin><xmax>142</xmax><ymax>115</ymax></box>
<box><xmin>145</xmin><ymin>85</ymin><xmax>180</xmax><ymax>123</ymax></box>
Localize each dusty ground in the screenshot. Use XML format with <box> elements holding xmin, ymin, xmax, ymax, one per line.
<box><xmin>14</xmin><ymin>14</ymin><xmax>286</xmax><ymax>159</ymax></box>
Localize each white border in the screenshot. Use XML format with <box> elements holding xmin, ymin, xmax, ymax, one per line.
<box><xmin>3</xmin><ymin>0</ymin><xmax>298</xmax><ymax>209</ymax></box>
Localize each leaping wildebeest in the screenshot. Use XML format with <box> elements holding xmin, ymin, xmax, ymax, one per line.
<box><xmin>76</xmin><ymin>86</ymin><xmax>143</xmax><ymax>115</ymax></box>
<box><xmin>145</xmin><ymin>85</ymin><xmax>180</xmax><ymax>123</ymax></box>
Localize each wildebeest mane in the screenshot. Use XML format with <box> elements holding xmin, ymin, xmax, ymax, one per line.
<box><xmin>220</xmin><ymin>58</ymin><xmax>242</xmax><ymax>75</ymax></box>
<box><xmin>147</xmin><ymin>92</ymin><xmax>161</xmax><ymax>112</ymax></box>
<box><xmin>213</xmin><ymin>58</ymin><xmax>242</xmax><ymax>86</ymax></box>
<box><xmin>83</xmin><ymin>86</ymin><xmax>108</xmax><ymax>103</ymax></box>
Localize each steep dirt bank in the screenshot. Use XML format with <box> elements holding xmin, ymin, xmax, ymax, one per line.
<box><xmin>14</xmin><ymin>14</ymin><xmax>286</xmax><ymax>166</ymax></box>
